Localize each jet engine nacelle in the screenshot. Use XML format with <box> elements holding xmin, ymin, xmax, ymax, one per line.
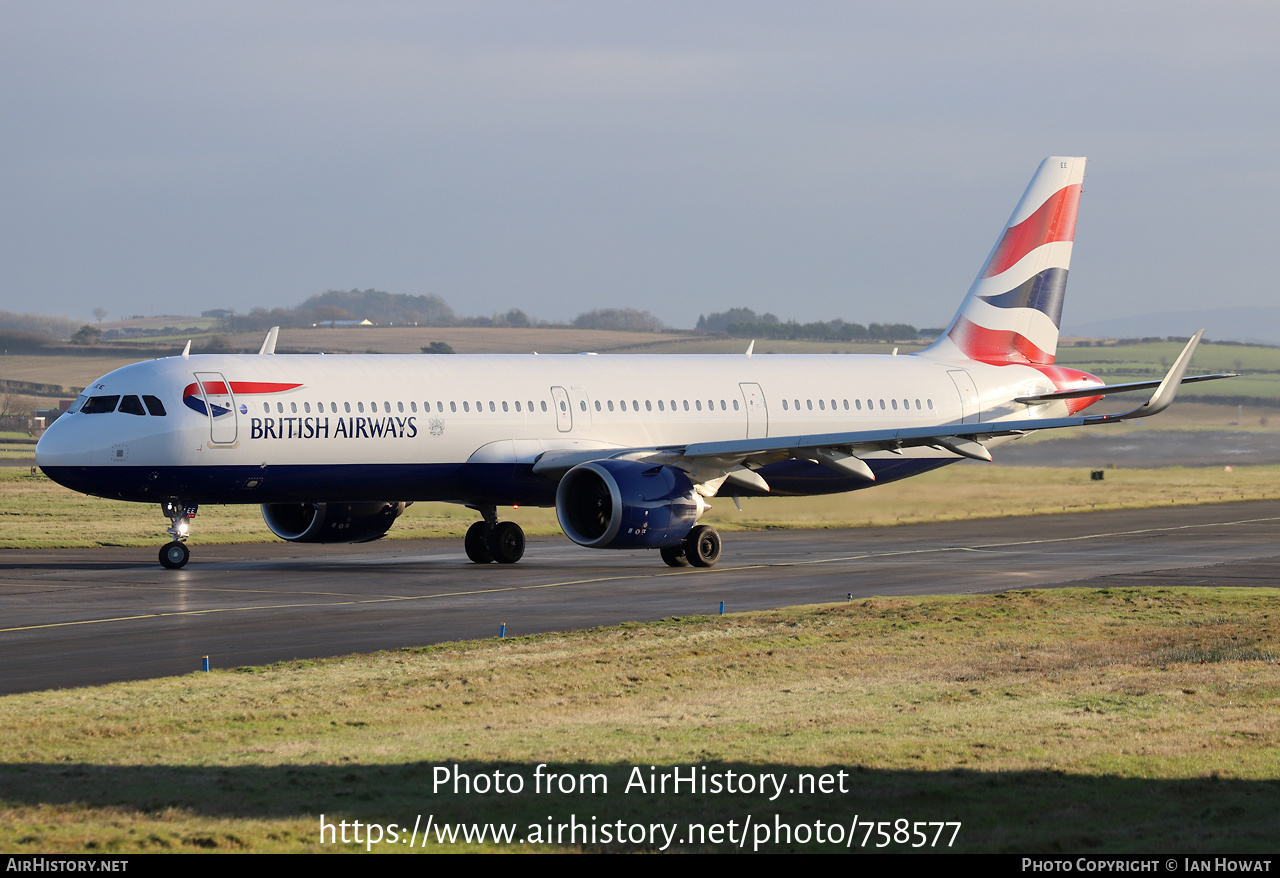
<box><xmin>261</xmin><ymin>501</ymin><xmax>407</xmax><ymax>543</ymax></box>
<box><xmin>555</xmin><ymin>460</ymin><xmax>706</xmax><ymax>550</ymax></box>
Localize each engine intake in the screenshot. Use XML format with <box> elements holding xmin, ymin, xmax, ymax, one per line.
<box><xmin>261</xmin><ymin>501</ymin><xmax>407</xmax><ymax>543</ymax></box>
<box><xmin>556</xmin><ymin>460</ymin><xmax>704</xmax><ymax>550</ymax></box>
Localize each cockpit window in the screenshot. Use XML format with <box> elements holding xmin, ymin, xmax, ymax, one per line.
<box><xmin>143</xmin><ymin>396</ymin><xmax>167</xmax><ymax>416</ymax></box>
<box><xmin>81</xmin><ymin>395</ymin><xmax>120</xmax><ymax>414</ymax></box>
<box><xmin>67</xmin><ymin>394</ymin><xmax>89</xmax><ymax>414</ymax></box>
<box><xmin>118</xmin><ymin>395</ymin><xmax>146</xmax><ymax>416</ymax></box>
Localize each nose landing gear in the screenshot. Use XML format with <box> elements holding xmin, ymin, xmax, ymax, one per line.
<box><xmin>159</xmin><ymin>500</ymin><xmax>194</xmax><ymax>569</ymax></box>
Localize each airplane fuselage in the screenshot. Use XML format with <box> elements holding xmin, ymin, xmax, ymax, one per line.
<box><xmin>36</xmin><ymin>349</ymin><xmax>1091</xmax><ymax>508</ymax></box>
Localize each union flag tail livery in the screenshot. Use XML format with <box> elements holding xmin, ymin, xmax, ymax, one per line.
<box><xmin>924</xmin><ymin>156</ymin><xmax>1085</xmax><ymax>367</ymax></box>
<box><xmin>36</xmin><ymin>156</ymin><xmax>1230</xmax><ymax>571</ymax></box>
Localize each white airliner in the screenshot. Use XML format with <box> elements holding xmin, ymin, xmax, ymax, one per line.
<box><xmin>36</xmin><ymin>157</ymin><xmax>1231</xmax><ymax>569</ymax></box>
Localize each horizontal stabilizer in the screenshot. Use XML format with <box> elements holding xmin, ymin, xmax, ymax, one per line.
<box><xmin>1016</xmin><ymin>373</ymin><xmax>1235</xmax><ymax>404</ymax></box>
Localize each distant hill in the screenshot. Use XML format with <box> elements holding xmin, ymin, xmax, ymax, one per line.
<box><xmin>1065</xmin><ymin>307</ymin><xmax>1280</xmax><ymax>346</ymax></box>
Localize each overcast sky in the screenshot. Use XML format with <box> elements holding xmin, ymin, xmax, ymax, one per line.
<box><xmin>3</xmin><ymin>1</ymin><xmax>1277</xmax><ymax>331</ymax></box>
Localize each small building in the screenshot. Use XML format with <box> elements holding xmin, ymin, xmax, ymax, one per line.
<box><xmin>312</xmin><ymin>319</ymin><xmax>374</xmax><ymax>328</ymax></box>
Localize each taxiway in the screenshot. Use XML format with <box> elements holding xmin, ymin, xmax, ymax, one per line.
<box><xmin>2</xmin><ymin>500</ymin><xmax>1278</xmax><ymax>695</ymax></box>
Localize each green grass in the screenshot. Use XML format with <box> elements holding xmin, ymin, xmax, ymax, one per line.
<box><xmin>6</xmin><ymin>463</ymin><xmax>1280</xmax><ymax>549</ymax></box>
<box><xmin>1055</xmin><ymin>341</ymin><xmax>1280</xmax><ymax>401</ymax></box>
<box><xmin>1</xmin><ymin>588</ymin><xmax>1276</xmax><ymax>852</ymax></box>
<box><xmin>1058</xmin><ymin>340</ymin><xmax>1280</xmax><ymax>373</ymax></box>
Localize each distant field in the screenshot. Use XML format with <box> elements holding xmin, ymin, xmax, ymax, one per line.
<box><xmin>129</xmin><ymin>326</ymin><xmax>710</xmax><ymax>356</ymax></box>
<box><xmin>3</xmin><ymin>333</ymin><xmax>1274</xmax><ymax>398</ymax></box>
<box><xmin>1055</xmin><ymin>341</ymin><xmax>1280</xmax><ymax>402</ymax></box>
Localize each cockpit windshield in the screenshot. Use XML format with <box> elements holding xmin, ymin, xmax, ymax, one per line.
<box><xmin>118</xmin><ymin>395</ymin><xmax>146</xmax><ymax>416</ymax></box>
<box><xmin>73</xmin><ymin>393</ymin><xmax>168</xmax><ymax>416</ymax></box>
<box><xmin>80</xmin><ymin>395</ymin><xmax>121</xmax><ymax>414</ymax></box>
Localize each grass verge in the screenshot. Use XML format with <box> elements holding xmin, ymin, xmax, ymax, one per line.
<box><xmin>4</xmin><ymin>464</ymin><xmax>1280</xmax><ymax>549</ymax></box>
<box><xmin>0</xmin><ymin>587</ymin><xmax>1276</xmax><ymax>852</ymax></box>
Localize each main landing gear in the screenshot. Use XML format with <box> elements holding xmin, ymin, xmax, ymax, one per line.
<box><xmin>465</xmin><ymin>505</ymin><xmax>526</xmax><ymax>564</ymax></box>
<box><xmin>159</xmin><ymin>500</ymin><xmax>193</xmax><ymax>569</ymax></box>
<box><xmin>660</xmin><ymin>524</ymin><xmax>722</xmax><ymax>569</ymax></box>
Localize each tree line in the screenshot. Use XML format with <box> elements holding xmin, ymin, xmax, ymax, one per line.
<box><xmin>696</xmin><ymin>308</ymin><xmax>920</xmax><ymax>342</ymax></box>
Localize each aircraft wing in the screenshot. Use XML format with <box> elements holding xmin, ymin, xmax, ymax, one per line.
<box><xmin>532</xmin><ymin>331</ymin><xmax>1234</xmax><ymax>494</ymax></box>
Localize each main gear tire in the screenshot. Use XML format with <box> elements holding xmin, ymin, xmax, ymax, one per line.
<box><xmin>465</xmin><ymin>521</ymin><xmax>494</xmax><ymax>564</ymax></box>
<box><xmin>683</xmin><ymin>525</ymin><xmax>721</xmax><ymax>568</ymax></box>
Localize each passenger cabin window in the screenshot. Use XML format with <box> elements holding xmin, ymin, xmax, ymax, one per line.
<box><xmin>81</xmin><ymin>396</ymin><xmax>120</xmax><ymax>414</ymax></box>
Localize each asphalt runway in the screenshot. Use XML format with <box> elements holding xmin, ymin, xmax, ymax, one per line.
<box><xmin>3</xmin><ymin>500</ymin><xmax>1280</xmax><ymax>696</ymax></box>
<box><xmin>992</xmin><ymin>429</ymin><xmax>1280</xmax><ymax>467</ymax></box>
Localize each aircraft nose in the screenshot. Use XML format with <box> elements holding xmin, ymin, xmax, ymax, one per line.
<box><xmin>35</xmin><ymin>415</ymin><xmax>91</xmax><ymax>468</ymax></box>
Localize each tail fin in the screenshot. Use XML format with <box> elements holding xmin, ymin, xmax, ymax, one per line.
<box><xmin>922</xmin><ymin>157</ymin><xmax>1085</xmax><ymax>366</ymax></box>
